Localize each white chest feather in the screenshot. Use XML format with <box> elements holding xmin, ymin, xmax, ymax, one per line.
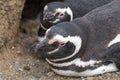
<box><xmin>46</xmin><ymin>58</ymin><xmax>118</xmax><ymax>77</ymax></box>
<box><xmin>52</xmin><ymin>63</ymin><xmax>118</xmax><ymax>77</ymax></box>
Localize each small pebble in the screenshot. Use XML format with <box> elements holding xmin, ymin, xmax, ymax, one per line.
<box><xmin>0</xmin><ymin>77</ymin><xmax>3</xmax><ymax>80</ymax></box>
<box><xmin>11</xmin><ymin>46</ymin><xmax>15</xmax><ymax>49</ymax></box>
<box><xmin>23</xmin><ymin>66</ymin><xmax>31</xmax><ymax>71</ymax></box>
<box><xmin>46</xmin><ymin>72</ymin><xmax>55</xmax><ymax>77</ymax></box>
<box><xmin>116</xmin><ymin>72</ymin><xmax>120</xmax><ymax>75</ymax></box>
<box><xmin>86</xmin><ymin>77</ymin><xmax>94</xmax><ymax>80</ymax></box>
<box><xmin>31</xmin><ymin>76</ymin><xmax>38</xmax><ymax>80</ymax></box>
<box><xmin>15</xmin><ymin>63</ymin><xmax>23</xmax><ymax>71</ymax></box>
<box><xmin>16</xmin><ymin>50</ymin><xmax>21</xmax><ymax>54</ymax></box>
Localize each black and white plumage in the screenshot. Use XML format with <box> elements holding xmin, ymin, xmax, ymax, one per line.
<box><xmin>38</xmin><ymin>0</ymin><xmax>113</xmax><ymax>38</ymax></box>
<box><xmin>38</xmin><ymin>2</ymin><xmax>73</xmax><ymax>38</ymax></box>
<box><xmin>33</xmin><ymin>0</ymin><xmax>120</xmax><ymax>77</ymax></box>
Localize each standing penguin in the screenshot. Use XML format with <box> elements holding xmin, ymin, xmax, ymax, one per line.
<box><xmin>32</xmin><ymin>0</ymin><xmax>120</xmax><ymax>77</ymax></box>
<box><xmin>38</xmin><ymin>0</ymin><xmax>113</xmax><ymax>38</ymax></box>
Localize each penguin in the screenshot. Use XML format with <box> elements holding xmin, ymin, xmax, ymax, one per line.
<box><xmin>32</xmin><ymin>0</ymin><xmax>120</xmax><ymax>77</ymax></box>
<box><xmin>38</xmin><ymin>0</ymin><xmax>113</xmax><ymax>38</ymax></box>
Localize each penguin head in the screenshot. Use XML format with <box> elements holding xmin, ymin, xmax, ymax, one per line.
<box><xmin>42</xmin><ymin>2</ymin><xmax>73</xmax><ymax>25</ymax></box>
<box><xmin>33</xmin><ymin>22</ymin><xmax>84</xmax><ymax>62</ymax></box>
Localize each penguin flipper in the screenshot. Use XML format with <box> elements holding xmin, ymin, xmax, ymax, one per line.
<box><xmin>104</xmin><ymin>42</ymin><xmax>120</xmax><ymax>69</ymax></box>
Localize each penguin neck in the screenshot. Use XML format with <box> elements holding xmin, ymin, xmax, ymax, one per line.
<box><xmin>38</xmin><ymin>25</ymin><xmax>46</xmax><ymax>38</ymax></box>
<box><xmin>38</xmin><ymin>21</ymin><xmax>53</xmax><ymax>37</ymax></box>
<box><xmin>41</xmin><ymin>23</ymin><xmax>48</xmax><ymax>30</ymax></box>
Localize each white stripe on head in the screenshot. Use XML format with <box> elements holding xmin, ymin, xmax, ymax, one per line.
<box><xmin>44</xmin><ymin>5</ymin><xmax>48</xmax><ymax>11</ymax></box>
<box><xmin>51</xmin><ymin>19</ymin><xmax>60</xmax><ymax>23</ymax></box>
<box><xmin>38</xmin><ymin>28</ymin><xmax>52</xmax><ymax>42</ymax></box>
<box><xmin>46</xmin><ymin>28</ymin><xmax>51</xmax><ymax>34</ymax></box>
<box><xmin>48</xmin><ymin>34</ymin><xmax>82</xmax><ymax>62</ymax></box>
<box><xmin>52</xmin><ymin>63</ymin><xmax>118</xmax><ymax>77</ymax></box>
<box><xmin>44</xmin><ymin>28</ymin><xmax>52</xmax><ymax>39</ymax></box>
<box><xmin>37</xmin><ymin>27</ymin><xmax>52</xmax><ymax>42</ymax></box>
<box><xmin>48</xmin><ymin>48</ymin><xmax>59</xmax><ymax>54</ymax></box>
<box><xmin>56</xmin><ymin>7</ymin><xmax>73</xmax><ymax>21</ymax></box>
<box><xmin>108</xmin><ymin>34</ymin><xmax>120</xmax><ymax>47</ymax></box>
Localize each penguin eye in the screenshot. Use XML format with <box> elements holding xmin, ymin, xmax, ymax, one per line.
<box><xmin>56</xmin><ymin>12</ymin><xmax>64</xmax><ymax>17</ymax></box>
<box><xmin>56</xmin><ymin>12</ymin><xmax>60</xmax><ymax>16</ymax></box>
<box><xmin>58</xmin><ymin>41</ymin><xmax>65</xmax><ymax>47</ymax></box>
<box><xmin>48</xmin><ymin>38</ymin><xmax>65</xmax><ymax>47</ymax></box>
<box><xmin>51</xmin><ymin>41</ymin><xmax>65</xmax><ymax>47</ymax></box>
<box><xmin>59</xmin><ymin>13</ymin><xmax>64</xmax><ymax>16</ymax></box>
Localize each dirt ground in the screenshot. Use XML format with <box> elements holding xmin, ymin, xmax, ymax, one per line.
<box><xmin>0</xmin><ymin>18</ymin><xmax>120</xmax><ymax>80</ymax></box>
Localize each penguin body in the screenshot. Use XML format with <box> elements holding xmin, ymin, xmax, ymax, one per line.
<box><xmin>33</xmin><ymin>0</ymin><xmax>120</xmax><ymax>77</ymax></box>
<box><xmin>38</xmin><ymin>0</ymin><xmax>113</xmax><ymax>37</ymax></box>
<box><xmin>64</xmin><ymin>0</ymin><xmax>113</xmax><ymax>18</ymax></box>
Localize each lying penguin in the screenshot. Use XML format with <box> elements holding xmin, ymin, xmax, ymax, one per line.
<box><xmin>38</xmin><ymin>0</ymin><xmax>113</xmax><ymax>38</ymax></box>
<box><xmin>32</xmin><ymin>0</ymin><xmax>120</xmax><ymax>77</ymax></box>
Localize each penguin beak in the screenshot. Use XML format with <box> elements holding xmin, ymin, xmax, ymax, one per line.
<box><xmin>30</xmin><ymin>39</ymin><xmax>49</xmax><ymax>52</ymax></box>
